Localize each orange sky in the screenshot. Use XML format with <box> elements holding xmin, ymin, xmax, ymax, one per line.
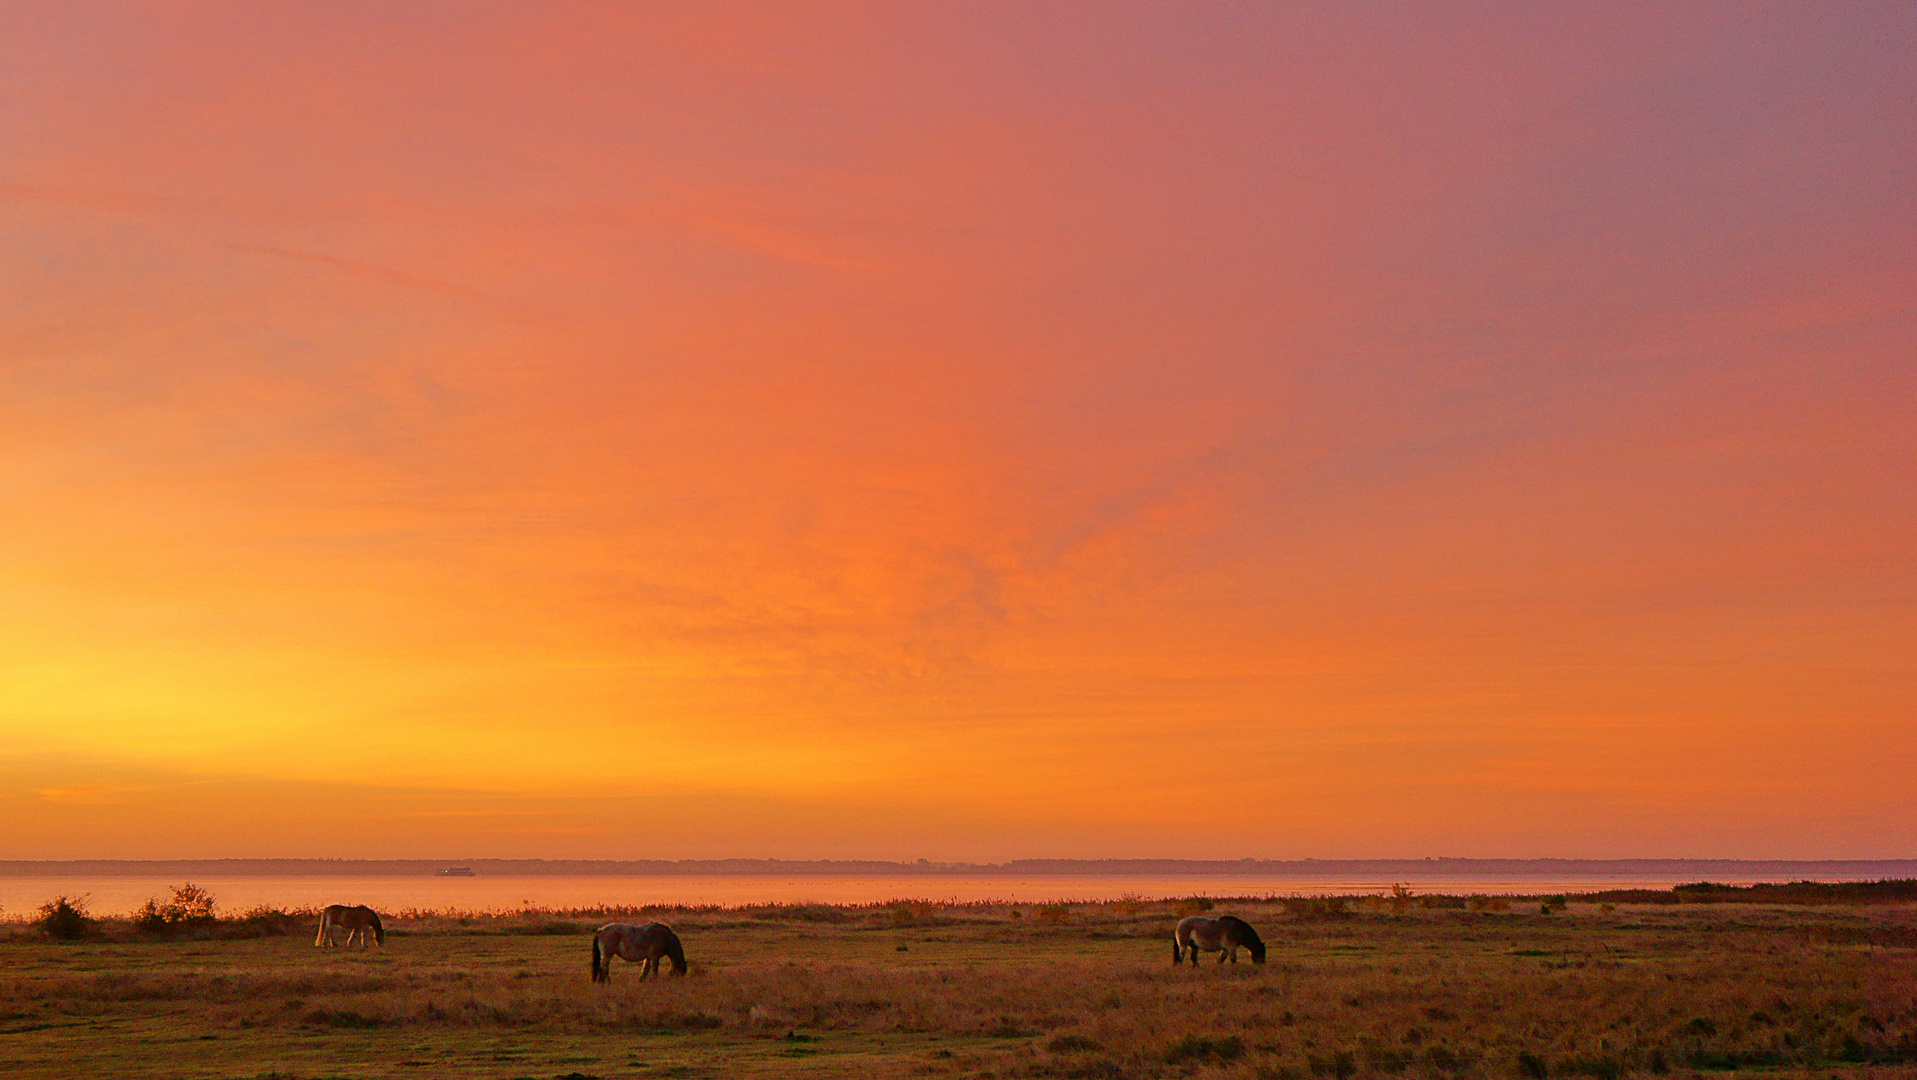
<box><xmin>2</xmin><ymin>4</ymin><xmax>1913</xmax><ymax>860</ymax></box>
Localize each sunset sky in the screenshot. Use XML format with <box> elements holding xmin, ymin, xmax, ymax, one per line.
<box><xmin>2</xmin><ymin>3</ymin><xmax>1912</xmax><ymax>860</ymax></box>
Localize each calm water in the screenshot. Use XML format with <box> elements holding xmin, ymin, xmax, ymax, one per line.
<box><xmin>0</xmin><ymin>874</ymin><xmax>1801</xmax><ymax>917</ymax></box>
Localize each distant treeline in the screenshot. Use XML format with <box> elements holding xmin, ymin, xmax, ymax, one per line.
<box><xmin>1577</xmin><ymin>879</ymin><xmax>1917</xmax><ymax>905</ymax></box>
<box><xmin>4</xmin><ymin>857</ymin><xmax>1916</xmax><ymax>879</ymax></box>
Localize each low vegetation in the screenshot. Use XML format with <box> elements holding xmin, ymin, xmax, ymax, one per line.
<box><xmin>0</xmin><ymin>885</ymin><xmax>1912</xmax><ymax>1079</ymax></box>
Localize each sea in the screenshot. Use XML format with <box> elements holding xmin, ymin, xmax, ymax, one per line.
<box><xmin>0</xmin><ymin>872</ymin><xmax>1836</xmax><ymax>918</ymax></box>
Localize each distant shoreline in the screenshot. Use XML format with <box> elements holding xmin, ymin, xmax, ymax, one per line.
<box><xmin>4</xmin><ymin>857</ymin><xmax>1914</xmax><ymax>879</ymax></box>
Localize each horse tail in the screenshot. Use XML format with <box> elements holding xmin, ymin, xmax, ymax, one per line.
<box><xmin>591</xmin><ymin>935</ymin><xmax>603</xmax><ymax>982</ymax></box>
<box><xmin>665</xmin><ymin>929</ymin><xmax>688</xmax><ymax>975</ymax></box>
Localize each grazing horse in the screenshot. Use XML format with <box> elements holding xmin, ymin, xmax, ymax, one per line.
<box><xmin>315</xmin><ymin>904</ymin><xmax>385</xmax><ymax>948</ymax></box>
<box><xmin>1173</xmin><ymin>914</ymin><xmax>1266</xmax><ymax>965</ymax></box>
<box><xmin>591</xmin><ymin>922</ymin><xmax>687</xmax><ymax>982</ymax></box>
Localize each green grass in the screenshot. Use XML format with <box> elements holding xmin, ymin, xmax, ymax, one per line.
<box><xmin>2</xmin><ymin>898</ymin><xmax>1914</xmax><ymax>1078</ymax></box>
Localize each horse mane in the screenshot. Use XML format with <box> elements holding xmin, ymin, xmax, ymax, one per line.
<box><xmin>1217</xmin><ymin>914</ymin><xmax>1264</xmax><ymax>945</ymax></box>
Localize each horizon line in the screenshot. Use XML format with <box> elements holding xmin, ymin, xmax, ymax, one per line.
<box><xmin>7</xmin><ymin>855</ymin><xmax>1916</xmax><ymax>877</ymax></box>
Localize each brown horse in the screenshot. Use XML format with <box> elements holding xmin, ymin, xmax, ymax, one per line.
<box><xmin>315</xmin><ymin>904</ymin><xmax>385</xmax><ymax>948</ymax></box>
<box><xmin>1173</xmin><ymin>914</ymin><xmax>1265</xmax><ymax>965</ymax></box>
<box><xmin>591</xmin><ymin>922</ymin><xmax>687</xmax><ymax>982</ymax></box>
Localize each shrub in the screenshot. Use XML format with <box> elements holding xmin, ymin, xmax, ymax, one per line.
<box><xmin>168</xmin><ymin>882</ymin><xmax>218</xmax><ymax>921</ymax></box>
<box><xmin>233</xmin><ymin>906</ymin><xmax>311</xmax><ymax>937</ymax></box>
<box><xmin>1035</xmin><ymin>904</ymin><xmax>1071</xmax><ymax>924</ymax></box>
<box><xmin>1177</xmin><ymin>896</ymin><xmax>1216</xmax><ymax>915</ymax></box>
<box><xmin>1287</xmin><ymin>896</ymin><xmax>1349</xmax><ymax>920</ymax></box>
<box><xmin>133</xmin><ymin>899</ymin><xmax>170</xmax><ymax>935</ymax></box>
<box><xmin>134</xmin><ymin>883</ymin><xmax>220</xmax><ymax>935</ymax></box>
<box><xmin>303</xmin><ymin>1009</ymin><xmax>386</xmax><ymax>1028</ymax></box>
<box><xmin>1562</xmin><ymin>1056</ymin><xmax>1620</xmax><ymax>1080</ymax></box>
<box><xmin>1167</xmin><ymin>1034</ymin><xmax>1245</xmax><ymax>1064</ymax></box>
<box><xmin>36</xmin><ymin>895</ymin><xmax>96</xmax><ymax>940</ymax></box>
<box><xmin>505</xmin><ymin>920</ymin><xmax>584</xmax><ymax>935</ymax></box>
<box><xmin>891</xmin><ymin>901</ymin><xmax>937</xmax><ymax>925</ymax></box>
<box><xmin>1309</xmin><ymin>1051</ymin><xmax>1356</xmax><ymax>1078</ymax></box>
<box><xmin>987</xmin><ymin>1015</ymin><xmax>1038</xmax><ymax>1038</ymax></box>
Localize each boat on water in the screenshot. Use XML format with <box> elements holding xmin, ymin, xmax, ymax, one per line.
<box><xmin>436</xmin><ymin>867</ymin><xmax>476</xmax><ymax>877</ymax></box>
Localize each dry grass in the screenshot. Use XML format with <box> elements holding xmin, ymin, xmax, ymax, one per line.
<box><xmin>2</xmin><ymin>897</ymin><xmax>1914</xmax><ymax>1079</ymax></box>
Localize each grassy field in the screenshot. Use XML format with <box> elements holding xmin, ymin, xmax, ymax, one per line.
<box><xmin>2</xmin><ymin>895</ymin><xmax>1914</xmax><ymax>1080</ymax></box>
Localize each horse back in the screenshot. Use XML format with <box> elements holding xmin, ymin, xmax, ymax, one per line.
<box><xmin>1175</xmin><ymin>914</ymin><xmax>1221</xmax><ymax>941</ymax></box>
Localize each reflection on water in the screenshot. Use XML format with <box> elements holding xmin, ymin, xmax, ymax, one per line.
<box><xmin>0</xmin><ymin>874</ymin><xmax>1794</xmax><ymax>917</ymax></box>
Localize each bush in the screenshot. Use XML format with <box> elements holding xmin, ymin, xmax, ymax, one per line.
<box><xmin>1389</xmin><ymin>882</ymin><xmax>1415</xmax><ymax>913</ymax></box>
<box><xmin>1177</xmin><ymin>896</ymin><xmax>1216</xmax><ymax>915</ymax></box>
<box><xmin>891</xmin><ymin>902</ymin><xmax>936</xmax><ymax>925</ymax></box>
<box><xmin>1035</xmin><ymin>904</ymin><xmax>1071</xmax><ymax>924</ymax></box>
<box><xmin>36</xmin><ymin>895</ymin><xmax>96</xmax><ymax>940</ymax></box>
<box><xmin>987</xmin><ymin>1015</ymin><xmax>1038</xmax><ymax>1037</ymax></box>
<box><xmin>169</xmin><ymin>882</ymin><xmax>217</xmax><ymax>920</ymax></box>
<box><xmin>1167</xmin><ymin>1034</ymin><xmax>1245</xmax><ymax>1064</ymax></box>
<box><xmin>133</xmin><ymin>899</ymin><xmax>170</xmax><ymax>934</ymax></box>
<box><xmin>233</xmin><ymin>906</ymin><xmax>311</xmax><ymax>937</ymax></box>
<box><xmin>1308</xmin><ymin>1051</ymin><xmax>1356</xmax><ymax>1078</ymax></box>
<box><xmin>1287</xmin><ymin>896</ymin><xmax>1349</xmax><ymax>920</ymax></box>
<box><xmin>134</xmin><ymin>883</ymin><xmax>219</xmax><ymax>935</ymax></box>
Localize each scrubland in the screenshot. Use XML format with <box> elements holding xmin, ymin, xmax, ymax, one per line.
<box><xmin>2</xmin><ymin>893</ymin><xmax>1914</xmax><ymax>1080</ymax></box>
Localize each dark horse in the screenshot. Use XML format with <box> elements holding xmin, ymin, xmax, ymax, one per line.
<box><xmin>1173</xmin><ymin>914</ymin><xmax>1266</xmax><ymax>965</ymax></box>
<box><xmin>315</xmin><ymin>904</ymin><xmax>384</xmax><ymax>948</ymax></box>
<box><xmin>591</xmin><ymin>922</ymin><xmax>687</xmax><ymax>982</ymax></box>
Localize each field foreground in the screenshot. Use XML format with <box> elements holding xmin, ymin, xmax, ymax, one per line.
<box><xmin>3</xmin><ymin>897</ymin><xmax>1914</xmax><ymax>1080</ymax></box>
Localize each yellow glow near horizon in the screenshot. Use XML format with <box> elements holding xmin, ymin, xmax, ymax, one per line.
<box><xmin>2</xmin><ymin>4</ymin><xmax>1913</xmax><ymax>860</ymax></box>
